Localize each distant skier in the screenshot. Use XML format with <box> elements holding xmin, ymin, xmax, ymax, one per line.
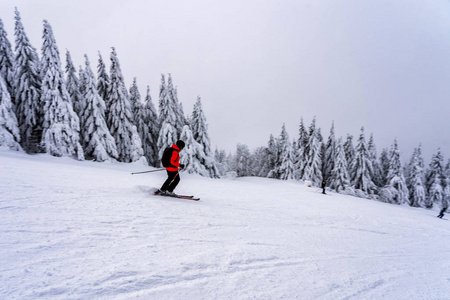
<box><xmin>156</xmin><ymin>140</ymin><xmax>185</xmax><ymax>196</ymax></box>
<box><xmin>437</xmin><ymin>205</ymin><xmax>448</xmax><ymax>219</ymax></box>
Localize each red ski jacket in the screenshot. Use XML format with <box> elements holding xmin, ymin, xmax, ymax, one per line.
<box><xmin>165</xmin><ymin>144</ymin><xmax>181</xmax><ymax>172</ymax></box>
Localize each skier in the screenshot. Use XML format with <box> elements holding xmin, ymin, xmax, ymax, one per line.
<box><xmin>156</xmin><ymin>140</ymin><xmax>185</xmax><ymax>196</ymax></box>
<box><xmin>437</xmin><ymin>205</ymin><xmax>448</xmax><ymax>219</ymax></box>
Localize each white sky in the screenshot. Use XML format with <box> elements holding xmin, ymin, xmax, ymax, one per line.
<box><xmin>1</xmin><ymin>0</ymin><xmax>449</xmax><ymax>162</ymax></box>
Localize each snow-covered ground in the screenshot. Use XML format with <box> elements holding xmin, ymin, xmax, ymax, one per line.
<box><xmin>1</xmin><ymin>150</ymin><xmax>449</xmax><ymax>300</ymax></box>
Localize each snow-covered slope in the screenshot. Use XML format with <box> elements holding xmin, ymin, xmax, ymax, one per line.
<box><xmin>1</xmin><ymin>150</ymin><xmax>449</xmax><ymax>299</ymax></box>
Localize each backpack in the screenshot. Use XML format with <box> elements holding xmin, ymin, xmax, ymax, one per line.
<box><xmin>161</xmin><ymin>147</ymin><xmax>174</xmax><ymax>168</ymax></box>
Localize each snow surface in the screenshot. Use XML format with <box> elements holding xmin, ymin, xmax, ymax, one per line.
<box><xmin>1</xmin><ymin>150</ymin><xmax>449</xmax><ymax>300</ymax></box>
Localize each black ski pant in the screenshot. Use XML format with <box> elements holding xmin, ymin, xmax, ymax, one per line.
<box><xmin>161</xmin><ymin>170</ymin><xmax>180</xmax><ymax>192</ymax></box>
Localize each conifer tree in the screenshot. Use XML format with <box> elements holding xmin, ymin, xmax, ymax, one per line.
<box><xmin>40</xmin><ymin>20</ymin><xmax>84</xmax><ymax>159</ymax></box>
<box><xmin>173</xmin><ymin>86</ymin><xmax>188</xmax><ymax>132</ymax></box>
<box><xmin>159</xmin><ymin>74</ymin><xmax>178</xmax><ymax>127</ymax></box>
<box><xmin>158</xmin><ymin>74</ymin><xmax>167</xmax><ymax>119</ymax></box>
<box><xmin>296</xmin><ymin>117</ymin><xmax>308</xmax><ymax>179</ymax></box>
<box><xmin>179</xmin><ymin>125</ymin><xmax>208</xmax><ymax>175</ymax></box>
<box><xmin>291</xmin><ymin>140</ymin><xmax>300</xmax><ymax>180</ymax></box>
<box><xmin>97</xmin><ymin>51</ymin><xmax>109</xmax><ymax>110</ymax></box>
<box><xmin>0</xmin><ymin>75</ymin><xmax>21</xmax><ymax>150</ymax></box>
<box><xmin>329</xmin><ymin>138</ymin><xmax>351</xmax><ymax>193</ymax></box>
<box><xmin>368</xmin><ymin>134</ymin><xmax>383</xmax><ymax>187</ymax></box>
<box><xmin>79</xmin><ymin>54</ymin><xmax>117</xmax><ymax>161</ymax></box>
<box><xmin>270</xmin><ymin>124</ymin><xmax>289</xmax><ymax>179</ymax></box>
<box><xmin>13</xmin><ymin>8</ymin><xmax>42</xmax><ymax>152</ymax></box>
<box><xmin>407</xmin><ymin>145</ymin><xmax>426</xmax><ymax>207</ymax></box>
<box><xmin>267</xmin><ymin>134</ymin><xmax>279</xmax><ymax>178</ymax></box>
<box><xmin>164</xmin><ymin>75</ymin><xmax>186</xmax><ymax>135</ymax></box>
<box><xmin>303</xmin><ymin>117</ymin><xmax>317</xmax><ymax>166</ymax></box>
<box><xmin>214</xmin><ymin>148</ymin><xmax>230</xmax><ymax>176</ymax></box>
<box><xmin>386</xmin><ymin>140</ymin><xmax>409</xmax><ymax>204</ymax></box>
<box><xmin>379</xmin><ymin>148</ymin><xmax>390</xmax><ymax>185</ymax></box>
<box><xmin>106</xmin><ymin>47</ymin><xmax>143</xmax><ymax>162</ymax></box>
<box><xmin>157</xmin><ymin>74</ymin><xmax>179</xmax><ymax>158</ymax></box>
<box><xmin>251</xmin><ymin>146</ymin><xmax>269</xmax><ymax>177</ymax></box>
<box><xmin>303</xmin><ymin>125</ymin><xmax>323</xmax><ymax>186</ymax></box>
<box><xmin>444</xmin><ymin>159</ymin><xmax>450</xmax><ymax>208</ymax></box>
<box><xmin>0</xmin><ymin>19</ymin><xmax>15</xmax><ymax>105</ymax></box>
<box><xmin>158</xmin><ymin>122</ymin><xmax>178</xmax><ymax>158</ymax></box>
<box><xmin>138</xmin><ymin>86</ymin><xmax>159</xmax><ymax>166</ymax></box>
<box><xmin>350</xmin><ymin>128</ymin><xmax>376</xmax><ymax>195</ymax></box>
<box><xmin>426</xmin><ymin>149</ymin><xmax>445</xmax><ymax>208</ymax></box>
<box><xmin>344</xmin><ymin>134</ymin><xmax>355</xmax><ymax>172</ymax></box>
<box><xmin>129</xmin><ymin>77</ymin><xmax>141</xmax><ymax>124</ymax></box>
<box><xmin>65</xmin><ymin>50</ymin><xmax>84</xmax><ymax>117</ymax></box>
<box><xmin>279</xmin><ymin>138</ymin><xmax>296</xmax><ymax>180</ymax></box>
<box><xmin>324</xmin><ymin>122</ymin><xmax>336</xmax><ymax>186</ymax></box>
<box><xmin>190</xmin><ymin>96</ymin><xmax>218</xmax><ymax>177</ymax></box>
<box><xmin>233</xmin><ymin>143</ymin><xmax>253</xmax><ymax>177</ymax></box>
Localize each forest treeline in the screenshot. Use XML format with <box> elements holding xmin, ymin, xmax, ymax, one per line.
<box><xmin>0</xmin><ymin>9</ymin><xmax>448</xmax><ymax>209</ymax></box>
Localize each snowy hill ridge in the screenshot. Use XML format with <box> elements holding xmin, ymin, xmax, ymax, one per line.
<box><xmin>1</xmin><ymin>150</ymin><xmax>449</xmax><ymax>299</ymax></box>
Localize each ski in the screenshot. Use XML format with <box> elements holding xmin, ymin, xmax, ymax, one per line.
<box><xmin>178</xmin><ymin>195</ymin><xmax>200</xmax><ymax>201</ymax></box>
<box><xmin>154</xmin><ymin>193</ymin><xmax>200</xmax><ymax>201</ymax></box>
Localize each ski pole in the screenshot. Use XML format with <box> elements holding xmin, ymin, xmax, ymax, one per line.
<box><xmin>131</xmin><ymin>168</ymin><xmax>165</xmax><ymax>175</ymax></box>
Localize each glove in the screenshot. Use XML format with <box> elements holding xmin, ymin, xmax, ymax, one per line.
<box><xmin>180</xmin><ymin>164</ymin><xmax>185</xmax><ymax>169</ymax></box>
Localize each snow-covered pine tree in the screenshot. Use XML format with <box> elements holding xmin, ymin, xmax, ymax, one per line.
<box><xmin>96</xmin><ymin>52</ymin><xmax>110</xmax><ymax>123</ymax></box>
<box><xmin>165</xmin><ymin>75</ymin><xmax>185</xmax><ymax>135</ymax></box>
<box><xmin>138</xmin><ymin>86</ymin><xmax>159</xmax><ymax>166</ymax></box>
<box><xmin>158</xmin><ymin>74</ymin><xmax>167</xmax><ymax>119</ymax></box>
<box><xmin>385</xmin><ymin>140</ymin><xmax>409</xmax><ymax>204</ymax></box>
<box><xmin>251</xmin><ymin>146</ymin><xmax>269</xmax><ymax>177</ymax></box>
<box><xmin>328</xmin><ymin>138</ymin><xmax>351</xmax><ymax>193</ymax></box>
<box><xmin>179</xmin><ymin>125</ymin><xmax>208</xmax><ymax>175</ymax></box>
<box><xmin>279</xmin><ymin>138</ymin><xmax>296</xmax><ymax>180</ymax></box>
<box><xmin>65</xmin><ymin>50</ymin><xmax>84</xmax><ymax>117</ymax></box>
<box><xmin>303</xmin><ymin>125</ymin><xmax>323</xmax><ymax>187</ymax></box>
<box><xmin>317</xmin><ymin>127</ymin><xmax>323</xmax><ymax>144</ymax></box>
<box><xmin>190</xmin><ymin>96</ymin><xmax>219</xmax><ymax>177</ymax></box>
<box><xmin>0</xmin><ymin>19</ymin><xmax>15</xmax><ymax>106</ymax></box>
<box><xmin>158</xmin><ymin>122</ymin><xmax>178</xmax><ymax>159</ymax></box>
<box><xmin>214</xmin><ymin>148</ymin><xmax>230</xmax><ymax>176</ymax></box>
<box><xmin>368</xmin><ymin>134</ymin><xmax>383</xmax><ymax>187</ymax></box>
<box><xmin>295</xmin><ymin>117</ymin><xmax>308</xmax><ymax>179</ymax></box>
<box><xmin>233</xmin><ymin>143</ymin><xmax>253</xmax><ymax>177</ymax></box>
<box><xmin>106</xmin><ymin>47</ymin><xmax>143</xmax><ymax>162</ymax></box>
<box><xmin>157</xmin><ymin>74</ymin><xmax>179</xmax><ymax>159</ymax></box>
<box><xmin>444</xmin><ymin>159</ymin><xmax>450</xmax><ymax>209</ymax></box>
<box><xmin>350</xmin><ymin>128</ymin><xmax>376</xmax><ymax>196</ymax></box>
<box><xmin>78</xmin><ymin>66</ymin><xmax>88</xmax><ymax>99</ymax></box>
<box><xmin>407</xmin><ymin>145</ymin><xmax>426</xmax><ymax>207</ymax></box>
<box><xmin>173</xmin><ymin>86</ymin><xmax>188</xmax><ymax>132</ymax></box>
<box><xmin>40</xmin><ymin>20</ymin><xmax>83</xmax><ymax>159</ymax></box>
<box><xmin>303</xmin><ymin>117</ymin><xmax>316</xmax><ymax>167</ymax></box>
<box><xmin>344</xmin><ymin>134</ymin><xmax>355</xmax><ymax>172</ymax></box>
<box><xmin>79</xmin><ymin>54</ymin><xmax>118</xmax><ymax>161</ymax></box>
<box><xmin>0</xmin><ymin>75</ymin><xmax>21</xmax><ymax>150</ymax></box>
<box><xmin>291</xmin><ymin>140</ymin><xmax>300</xmax><ymax>179</ymax></box>
<box><xmin>271</xmin><ymin>124</ymin><xmax>289</xmax><ymax>179</ymax></box>
<box><xmin>191</xmin><ymin>97</ymin><xmax>209</xmax><ymax>153</ymax></box>
<box><xmin>13</xmin><ymin>8</ymin><xmax>42</xmax><ymax>153</ymax></box>
<box><xmin>324</xmin><ymin>121</ymin><xmax>336</xmax><ymax>186</ymax></box>
<box><xmin>158</xmin><ymin>74</ymin><xmax>178</xmax><ymax>127</ymax></box>
<box><xmin>379</xmin><ymin>148</ymin><xmax>390</xmax><ymax>186</ymax></box>
<box><xmin>129</xmin><ymin>77</ymin><xmax>141</xmax><ymax>124</ymax></box>
<box><xmin>425</xmin><ymin>149</ymin><xmax>445</xmax><ymax>208</ymax></box>
<box><xmin>267</xmin><ymin>134</ymin><xmax>279</xmax><ymax>178</ymax></box>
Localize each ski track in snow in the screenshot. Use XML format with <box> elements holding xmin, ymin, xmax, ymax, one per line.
<box><xmin>0</xmin><ymin>150</ymin><xmax>450</xmax><ymax>299</ymax></box>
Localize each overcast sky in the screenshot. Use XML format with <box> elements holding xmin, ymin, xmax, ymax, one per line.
<box><xmin>1</xmin><ymin>0</ymin><xmax>449</xmax><ymax>162</ymax></box>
